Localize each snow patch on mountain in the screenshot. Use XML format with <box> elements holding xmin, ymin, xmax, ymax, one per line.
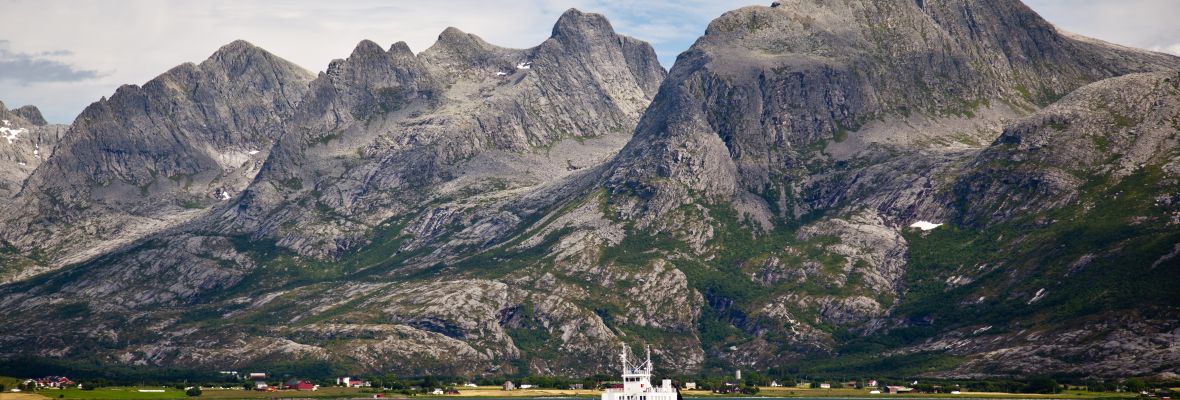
<box><xmin>1</xmin><ymin>126</ymin><xmax>27</xmax><ymax>144</ymax></box>
<box><xmin>909</xmin><ymin>221</ymin><xmax>943</xmax><ymax>231</ymax></box>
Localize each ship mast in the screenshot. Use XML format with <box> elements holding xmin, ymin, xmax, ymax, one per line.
<box><xmin>604</xmin><ymin>344</ymin><xmax>673</xmax><ymax>400</ymax></box>
<box><xmin>645</xmin><ymin>345</ymin><xmax>652</xmax><ymax>372</ymax></box>
<box><xmin>620</xmin><ymin>345</ymin><xmax>653</xmax><ymax>373</ymax></box>
<box><xmin>621</xmin><ymin>347</ymin><xmax>628</xmax><ymax>372</ymax></box>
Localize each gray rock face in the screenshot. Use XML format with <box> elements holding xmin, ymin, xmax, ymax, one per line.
<box><xmin>219</xmin><ymin>8</ymin><xmax>665</xmax><ymax>258</ymax></box>
<box><xmin>1</xmin><ymin>1</ymin><xmax>1179</xmax><ymax>380</ymax></box>
<box><xmin>0</xmin><ymin>102</ymin><xmax>67</xmax><ymax>199</ymax></box>
<box><xmin>0</xmin><ymin>41</ymin><xmax>313</xmax><ymax>271</ymax></box>
<box><xmin>897</xmin><ymin>310</ymin><xmax>1180</xmax><ymax>379</ymax></box>
<box><xmin>957</xmin><ymin>71</ymin><xmax>1180</xmax><ymax>225</ymax></box>
<box><xmin>0</xmin><ymin>102</ymin><xmax>70</xmax><ymax>280</ymax></box>
<box><xmin>11</xmin><ymin>105</ymin><xmax>48</xmax><ymax>126</ymax></box>
<box><xmin>0</xmin><ymin>8</ymin><xmax>671</xmax><ymax>376</ymax></box>
<box><xmin>587</xmin><ymin>0</ymin><xmax>1180</xmax><ymax>374</ymax></box>
<box><xmin>606</xmin><ymin>0</ymin><xmax>1179</xmax><ymax>227</ymax></box>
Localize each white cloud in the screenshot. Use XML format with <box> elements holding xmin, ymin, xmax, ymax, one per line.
<box><xmin>1024</xmin><ymin>0</ymin><xmax>1180</xmax><ymax>55</ymax></box>
<box><xmin>1148</xmin><ymin>43</ymin><xmax>1180</xmax><ymax>56</ymax></box>
<box><xmin>0</xmin><ymin>0</ymin><xmax>1175</xmax><ymax>123</ymax></box>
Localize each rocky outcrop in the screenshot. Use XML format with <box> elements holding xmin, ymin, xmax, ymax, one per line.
<box><xmin>218</xmin><ymin>8</ymin><xmax>666</xmax><ymax>258</ymax></box>
<box><xmin>0</xmin><ymin>102</ymin><xmax>67</xmax><ymax>199</ymax></box>
<box><xmin>0</xmin><ymin>102</ymin><xmax>70</xmax><ymax>281</ymax></box>
<box><xmin>572</xmin><ymin>0</ymin><xmax>1180</xmax><ymax>370</ymax></box>
<box><xmin>957</xmin><ymin>71</ymin><xmax>1180</xmax><ymax>225</ymax></box>
<box><xmin>605</xmin><ymin>0</ymin><xmax>1180</xmax><ymax>228</ymax></box>
<box><xmin>0</xmin><ymin>41</ymin><xmax>313</xmax><ymax>272</ymax></box>
<box><xmin>0</xmin><ymin>1</ymin><xmax>1178</xmax><ymax>379</ymax></box>
<box><xmin>0</xmin><ymin>8</ymin><xmax>670</xmax><ymax>375</ymax></box>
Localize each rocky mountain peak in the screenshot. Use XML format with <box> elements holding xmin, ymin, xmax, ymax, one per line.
<box><xmin>214</xmin><ymin>39</ymin><xmax>258</xmax><ymax>52</ymax></box>
<box><xmin>3</xmin><ymin>1</ymin><xmax>1180</xmax><ymax>380</ymax></box>
<box><xmin>389</xmin><ymin>41</ymin><xmax>413</xmax><ymax>57</ymax></box>
<box><xmin>0</xmin><ymin>40</ymin><xmax>314</xmax><ymax>268</ymax></box>
<box><xmin>0</xmin><ymin>100</ymin><xmax>68</xmax><ymax>211</ymax></box>
<box><xmin>431</xmin><ymin>26</ymin><xmax>495</xmax><ymax>53</ymax></box>
<box><xmin>550</xmin><ymin>8</ymin><xmax>616</xmax><ymax>42</ymax></box>
<box><xmin>202</xmin><ymin>39</ymin><xmax>271</xmax><ymax>69</ymax></box>
<box><xmin>218</xmin><ymin>8</ymin><xmax>667</xmax><ymax>258</ymax></box>
<box><xmin>530</xmin><ymin>8</ymin><xmax>666</xmax><ymax>100</ymax></box>
<box><xmin>349</xmin><ymin>39</ymin><xmax>387</xmax><ymax>59</ymax></box>
<box><xmin>197</xmin><ymin>40</ymin><xmax>313</xmax><ymax>90</ymax></box>
<box><xmin>423</xmin><ymin>26</ymin><xmax>502</xmax><ymax>70</ymax></box>
<box><xmin>607</xmin><ymin>0</ymin><xmax>1179</xmax><ymax>225</ymax></box>
<box><xmin>0</xmin><ymin>102</ymin><xmax>48</xmax><ymax>126</ymax></box>
<box><xmin>11</xmin><ymin>106</ymin><xmax>46</xmax><ymax>126</ymax></box>
<box><xmin>316</xmin><ymin>38</ymin><xmax>437</xmax><ymax>113</ymax></box>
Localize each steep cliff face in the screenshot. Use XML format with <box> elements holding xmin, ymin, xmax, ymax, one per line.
<box><xmin>0</xmin><ymin>1</ymin><xmax>1178</xmax><ymax>380</ymax></box>
<box><xmin>0</xmin><ymin>103</ymin><xmax>67</xmax><ymax>199</ymax></box>
<box><xmin>606</xmin><ymin>0</ymin><xmax>1179</xmax><ymax>225</ymax></box>
<box><xmin>220</xmin><ymin>8</ymin><xmax>666</xmax><ymax>258</ymax></box>
<box><xmin>0</xmin><ymin>41</ymin><xmax>313</xmax><ymax>272</ymax></box>
<box><xmin>0</xmin><ymin>9</ymin><xmax>671</xmax><ymax>376</ymax></box>
<box><xmin>0</xmin><ymin>102</ymin><xmax>69</xmax><ymax>281</ymax></box>
<box><xmin>558</xmin><ymin>0</ymin><xmax>1180</xmax><ymax>372</ymax></box>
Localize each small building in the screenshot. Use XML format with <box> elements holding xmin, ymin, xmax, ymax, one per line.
<box><xmin>283</xmin><ymin>379</ymin><xmax>317</xmax><ymax>391</ymax></box>
<box><xmin>503</xmin><ymin>381</ymin><xmax>515</xmax><ymax>391</ymax></box>
<box><xmin>463</xmin><ymin>383</ymin><xmax>478</xmax><ymax>387</ymax></box>
<box><xmin>868</xmin><ymin>380</ymin><xmax>879</xmax><ymax>388</ymax></box>
<box><xmin>820</xmin><ymin>383</ymin><xmax>832</xmax><ymax>389</ymax></box>
<box><xmin>770</xmin><ymin>381</ymin><xmax>782</xmax><ymax>387</ymax></box>
<box><xmin>432</xmin><ymin>388</ymin><xmax>445</xmax><ymax>395</ymax></box>
<box><xmin>33</xmin><ymin>376</ymin><xmax>75</xmax><ymax>388</ymax></box>
<box><xmin>248</xmin><ymin>372</ymin><xmax>267</xmax><ymax>380</ymax></box>
<box><xmin>884</xmin><ymin>386</ymin><xmax>913</xmax><ymax>394</ymax></box>
<box><xmin>520</xmin><ymin>384</ymin><xmax>536</xmax><ymax>389</ymax></box>
<box><xmin>338</xmin><ymin>377</ymin><xmax>369</xmax><ymax>388</ymax></box>
<box><xmin>683</xmin><ymin>382</ymin><xmax>697</xmax><ymax>390</ymax></box>
<box><xmin>569</xmin><ymin>384</ymin><xmax>584</xmax><ymax>390</ymax></box>
<box><xmin>254</xmin><ymin>381</ymin><xmax>270</xmax><ymax>391</ymax></box>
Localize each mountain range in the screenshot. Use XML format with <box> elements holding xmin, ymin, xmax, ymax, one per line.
<box><xmin>1</xmin><ymin>0</ymin><xmax>1178</xmax><ymax>380</ymax></box>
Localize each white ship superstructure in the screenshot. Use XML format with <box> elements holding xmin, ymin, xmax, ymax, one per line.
<box><xmin>602</xmin><ymin>347</ymin><xmax>677</xmax><ymax>400</ymax></box>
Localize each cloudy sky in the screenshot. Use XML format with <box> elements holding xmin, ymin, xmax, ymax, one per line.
<box><xmin>1</xmin><ymin>0</ymin><xmax>1178</xmax><ymax>123</ymax></box>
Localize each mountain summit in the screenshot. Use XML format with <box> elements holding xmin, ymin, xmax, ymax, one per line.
<box><xmin>0</xmin><ymin>2</ymin><xmax>1178</xmax><ymax>380</ymax></box>
<box><xmin>0</xmin><ymin>40</ymin><xmax>313</xmax><ymax>272</ymax></box>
